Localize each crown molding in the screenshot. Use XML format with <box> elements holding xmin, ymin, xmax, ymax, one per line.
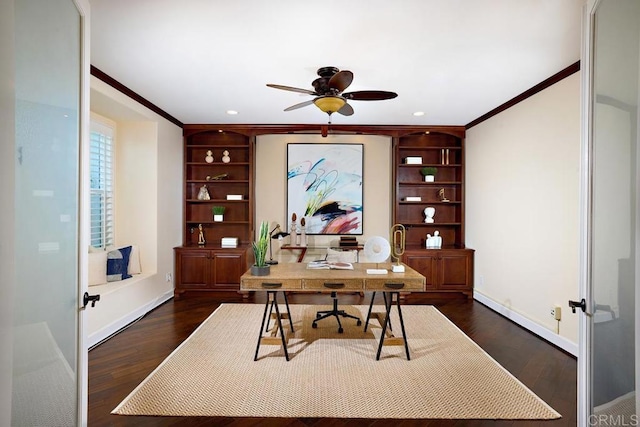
<box><xmin>466</xmin><ymin>60</ymin><xmax>580</xmax><ymax>129</ymax></box>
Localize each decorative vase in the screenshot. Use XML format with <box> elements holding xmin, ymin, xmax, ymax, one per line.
<box><xmin>214</xmin><ymin>214</ymin><xmax>224</xmax><ymax>222</ymax></box>
<box><xmin>250</xmin><ymin>264</ymin><xmax>270</xmax><ymax>276</ymax></box>
<box><xmin>424</xmin><ymin>175</ymin><xmax>435</xmax><ymax>182</ymax></box>
<box><xmin>222</xmin><ymin>150</ymin><xmax>230</xmax><ymax>163</ymax></box>
<box><xmin>205</xmin><ymin>150</ymin><xmax>214</xmax><ymax>163</ymax></box>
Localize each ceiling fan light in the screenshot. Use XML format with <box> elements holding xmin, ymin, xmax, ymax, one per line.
<box><xmin>314</xmin><ymin>96</ymin><xmax>346</xmax><ymax>114</ymax></box>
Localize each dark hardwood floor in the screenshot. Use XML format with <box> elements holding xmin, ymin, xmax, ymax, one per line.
<box><xmin>88</xmin><ymin>292</ymin><xmax>577</xmax><ymax>426</ymax></box>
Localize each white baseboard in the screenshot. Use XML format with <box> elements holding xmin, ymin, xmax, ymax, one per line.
<box><xmin>473</xmin><ymin>292</ymin><xmax>578</xmax><ymax>356</ymax></box>
<box><xmin>87</xmin><ymin>290</ymin><xmax>173</xmax><ymax>348</ymax></box>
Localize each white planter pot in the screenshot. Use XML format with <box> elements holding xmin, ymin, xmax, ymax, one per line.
<box><xmin>214</xmin><ymin>214</ymin><xmax>224</xmax><ymax>222</ymax></box>
<box><xmin>424</xmin><ymin>175</ymin><xmax>435</xmax><ymax>182</ymax></box>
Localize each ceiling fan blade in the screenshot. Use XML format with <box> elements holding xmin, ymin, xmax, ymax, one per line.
<box><xmin>337</xmin><ymin>102</ymin><xmax>354</xmax><ymax>116</ymax></box>
<box><xmin>328</xmin><ymin>70</ymin><xmax>353</xmax><ymax>93</ymax></box>
<box><xmin>284</xmin><ymin>99</ymin><xmax>315</xmax><ymax>111</ymax></box>
<box><xmin>267</xmin><ymin>84</ymin><xmax>316</xmax><ymax>95</ymax></box>
<box><xmin>342</xmin><ymin>90</ymin><xmax>398</xmax><ymax>101</ymax></box>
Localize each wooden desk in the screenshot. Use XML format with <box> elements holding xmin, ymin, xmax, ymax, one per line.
<box><xmin>241</xmin><ymin>262</ymin><xmax>425</xmax><ymax>291</ymax></box>
<box><xmin>241</xmin><ymin>262</ymin><xmax>425</xmax><ymax>361</ymax></box>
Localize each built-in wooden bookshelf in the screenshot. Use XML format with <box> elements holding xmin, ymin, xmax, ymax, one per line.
<box><xmin>174</xmin><ymin>126</ymin><xmax>254</xmax><ymax>297</ymax></box>
<box><xmin>394</xmin><ymin>128</ymin><xmax>474</xmax><ymax>298</ymax></box>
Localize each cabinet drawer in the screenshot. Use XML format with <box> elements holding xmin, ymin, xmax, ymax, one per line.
<box><xmin>365</xmin><ymin>278</ymin><xmax>425</xmax><ymax>291</ymax></box>
<box><xmin>241</xmin><ymin>278</ymin><xmax>302</xmax><ymax>290</ymax></box>
<box><xmin>303</xmin><ymin>278</ymin><xmax>364</xmax><ymax>290</ymax></box>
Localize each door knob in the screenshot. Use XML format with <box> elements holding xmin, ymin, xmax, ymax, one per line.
<box><xmin>568</xmin><ymin>298</ymin><xmax>586</xmax><ymax>313</ymax></box>
<box><xmin>83</xmin><ymin>291</ymin><xmax>100</xmax><ymax>308</ymax></box>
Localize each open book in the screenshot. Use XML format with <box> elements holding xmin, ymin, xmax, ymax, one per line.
<box><xmin>307</xmin><ymin>260</ymin><xmax>354</xmax><ymax>270</ymax></box>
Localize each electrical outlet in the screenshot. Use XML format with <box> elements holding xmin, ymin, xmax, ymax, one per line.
<box><xmin>550</xmin><ymin>306</ymin><xmax>562</xmax><ymax>321</ymax></box>
<box><xmin>166</xmin><ymin>272</ymin><xmax>172</xmax><ymax>282</ymax></box>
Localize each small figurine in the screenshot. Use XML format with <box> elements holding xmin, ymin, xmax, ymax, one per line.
<box><xmin>206</xmin><ymin>173</ymin><xmax>228</xmax><ymax>181</ymax></box>
<box><xmin>197</xmin><ymin>185</ymin><xmax>211</xmax><ymax>200</ymax></box>
<box><xmin>197</xmin><ymin>224</ymin><xmax>206</xmax><ymax>245</ymax></box>
<box><xmin>222</xmin><ymin>150</ymin><xmax>230</xmax><ymax>163</ymax></box>
<box><xmin>438</xmin><ymin>188</ymin><xmax>450</xmax><ymax>202</ymax></box>
<box><xmin>424</xmin><ymin>206</ymin><xmax>435</xmax><ymax>223</ymax></box>
<box><xmin>205</xmin><ymin>150</ymin><xmax>214</xmax><ymax>163</ymax></box>
<box><xmin>426</xmin><ymin>231</ymin><xmax>442</xmax><ymax>249</ymax></box>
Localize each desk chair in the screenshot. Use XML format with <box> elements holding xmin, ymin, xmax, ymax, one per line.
<box><xmin>311</xmin><ymin>248</ymin><xmax>361</xmax><ymax>333</ymax></box>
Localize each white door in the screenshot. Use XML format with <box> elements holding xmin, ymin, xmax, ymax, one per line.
<box><xmin>3</xmin><ymin>0</ymin><xmax>90</xmax><ymax>425</ymax></box>
<box><xmin>578</xmin><ymin>0</ymin><xmax>639</xmax><ymax>425</ymax></box>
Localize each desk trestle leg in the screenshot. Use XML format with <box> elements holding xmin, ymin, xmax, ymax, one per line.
<box><xmin>375</xmin><ymin>291</ymin><xmax>410</xmax><ymax>361</ymax></box>
<box><xmin>254</xmin><ymin>290</ymin><xmax>292</xmax><ymax>361</ymax></box>
<box><xmin>265</xmin><ymin>291</ymin><xmax>294</xmax><ymax>333</ymax></box>
<box><xmin>364</xmin><ymin>292</ymin><xmax>393</xmax><ymax>333</ymax></box>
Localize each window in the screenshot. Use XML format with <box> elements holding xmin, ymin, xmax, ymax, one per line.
<box><xmin>89</xmin><ymin>117</ymin><xmax>115</xmax><ymax>249</ymax></box>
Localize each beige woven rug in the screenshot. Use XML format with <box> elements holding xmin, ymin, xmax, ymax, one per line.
<box><xmin>113</xmin><ymin>303</ymin><xmax>561</xmax><ymax>420</ymax></box>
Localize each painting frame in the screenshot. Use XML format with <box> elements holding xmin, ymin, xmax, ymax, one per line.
<box><xmin>287</xmin><ymin>143</ymin><xmax>364</xmax><ymax>235</ymax></box>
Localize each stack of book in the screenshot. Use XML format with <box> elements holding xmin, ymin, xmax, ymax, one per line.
<box><xmin>339</xmin><ymin>236</ymin><xmax>359</xmax><ymax>248</ymax></box>
<box><xmin>221</xmin><ymin>237</ymin><xmax>238</xmax><ymax>248</ymax></box>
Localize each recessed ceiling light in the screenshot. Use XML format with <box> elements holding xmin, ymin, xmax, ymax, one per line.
<box><xmin>226</xmin><ymin>110</ymin><xmax>238</xmax><ymax>115</ymax></box>
<box><xmin>413</xmin><ymin>111</ymin><xmax>425</xmax><ymax>117</ymax></box>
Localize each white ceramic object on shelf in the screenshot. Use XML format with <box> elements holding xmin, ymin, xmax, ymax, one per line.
<box><xmin>205</xmin><ymin>150</ymin><xmax>214</xmax><ymax>163</ymax></box>
<box><xmin>424</xmin><ymin>207</ymin><xmax>435</xmax><ymax>223</ymax></box>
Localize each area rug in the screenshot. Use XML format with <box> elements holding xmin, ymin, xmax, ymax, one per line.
<box><xmin>113</xmin><ymin>303</ymin><xmax>561</xmax><ymax>420</ymax></box>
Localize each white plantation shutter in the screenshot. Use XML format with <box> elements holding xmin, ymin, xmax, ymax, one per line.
<box><xmin>90</xmin><ymin>119</ymin><xmax>114</xmax><ymax>248</ymax></box>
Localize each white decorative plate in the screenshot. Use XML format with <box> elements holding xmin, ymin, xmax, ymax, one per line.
<box><xmin>363</xmin><ymin>236</ymin><xmax>391</xmax><ymax>263</ymax></box>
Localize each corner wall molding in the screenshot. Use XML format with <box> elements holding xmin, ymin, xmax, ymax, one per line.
<box><xmin>90</xmin><ymin>65</ymin><xmax>183</xmax><ymax>128</ymax></box>
<box><xmin>466</xmin><ymin>60</ymin><xmax>580</xmax><ymax>129</ymax></box>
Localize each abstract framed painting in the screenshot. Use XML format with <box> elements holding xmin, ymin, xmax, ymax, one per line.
<box><xmin>287</xmin><ymin>143</ymin><xmax>363</xmax><ymax>235</ymax></box>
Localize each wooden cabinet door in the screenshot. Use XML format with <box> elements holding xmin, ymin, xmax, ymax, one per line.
<box><xmin>403</xmin><ymin>251</ymin><xmax>438</xmax><ymax>291</ymax></box>
<box><xmin>176</xmin><ymin>250</ymin><xmax>211</xmax><ymax>289</ymax></box>
<box><xmin>437</xmin><ymin>252</ymin><xmax>471</xmax><ymax>291</ymax></box>
<box><xmin>210</xmin><ymin>251</ymin><xmax>244</xmax><ymax>290</ymax></box>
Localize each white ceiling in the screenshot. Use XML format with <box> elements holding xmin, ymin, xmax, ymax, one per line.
<box><xmin>90</xmin><ymin>0</ymin><xmax>583</xmax><ymax>126</ymax></box>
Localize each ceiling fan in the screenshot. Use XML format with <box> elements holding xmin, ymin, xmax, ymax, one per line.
<box><xmin>267</xmin><ymin>66</ymin><xmax>397</xmax><ymax>117</ymax></box>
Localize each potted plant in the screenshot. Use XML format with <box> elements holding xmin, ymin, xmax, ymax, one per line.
<box><xmin>212</xmin><ymin>206</ymin><xmax>225</xmax><ymax>221</ymax></box>
<box><xmin>251</xmin><ymin>220</ymin><xmax>270</xmax><ymax>276</ymax></box>
<box><xmin>420</xmin><ymin>166</ymin><xmax>437</xmax><ymax>182</ymax></box>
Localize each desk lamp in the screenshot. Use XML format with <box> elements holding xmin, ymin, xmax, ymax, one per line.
<box><xmin>267</xmin><ymin>224</ymin><xmax>289</xmax><ymax>265</ymax></box>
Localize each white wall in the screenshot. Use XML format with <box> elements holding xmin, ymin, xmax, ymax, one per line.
<box><xmin>87</xmin><ymin>76</ymin><xmax>182</xmax><ymax>346</ymax></box>
<box><xmin>466</xmin><ymin>72</ymin><xmax>581</xmax><ymax>353</ymax></box>
<box><xmin>116</xmin><ymin>121</ymin><xmax>159</xmax><ymax>273</ymax></box>
<box><xmin>255</xmin><ymin>134</ymin><xmax>392</xmax><ymax>263</ymax></box>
